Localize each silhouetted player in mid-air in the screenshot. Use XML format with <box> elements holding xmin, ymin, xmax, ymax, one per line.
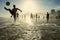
<box><xmin>46</xmin><ymin>12</ymin><xmax>49</xmax><ymax>22</ymax></box>
<box><xmin>4</xmin><ymin>5</ymin><xmax>22</xmax><ymax>22</ymax></box>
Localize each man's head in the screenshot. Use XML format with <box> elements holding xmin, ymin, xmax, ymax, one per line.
<box><xmin>13</xmin><ymin>5</ymin><xmax>16</xmax><ymax>8</ymax></box>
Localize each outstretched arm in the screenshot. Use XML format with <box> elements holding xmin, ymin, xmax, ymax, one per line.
<box><xmin>17</xmin><ymin>8</ymin><xmax>22</xmax><ymax>12</ymax></box>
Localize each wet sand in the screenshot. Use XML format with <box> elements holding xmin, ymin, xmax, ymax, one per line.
<box><xmin>0</xmin><ymin>17</ymin><xmax>60</xmax><ymax>40</ymax></box>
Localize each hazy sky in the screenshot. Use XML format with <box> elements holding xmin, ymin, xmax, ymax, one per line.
<box><xmin>0</xmin><ymin>0</ymin><xmax>60</xmax><ymax>17</ymax></box>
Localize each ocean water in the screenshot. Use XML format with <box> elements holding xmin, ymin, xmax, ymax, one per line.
<box><xmin>0</xmin><ymin>17</ymin><xmax>60</xmax><ymax>40</ymax></box>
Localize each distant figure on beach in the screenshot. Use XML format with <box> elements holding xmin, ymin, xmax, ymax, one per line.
<box><xmin>36</xmin><ymin>14</ymin><xmax>38</xmax><ymax>21</ymax></box>
<box><xmin>17</xmin><ymin>13</ymin><xmax>19</xmax><ymax>18</ymax></box>
<box><xmin>4</xmin><ymin>5</ymin><xmax>22</xmax><ymax>22</ymax></box>
<box><xmin>46</xmin><ymin>12</ymin><xmax>49</xmax><ymax>22</ymax></box>
<box><xmin>30</xmin><ymin>13</ymin><xmax>33</xmax><ymax>19</ymax></box>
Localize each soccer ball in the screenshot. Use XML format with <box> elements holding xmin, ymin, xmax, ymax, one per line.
<box><xmin>6</xmin><ymin>1</ymin><xmax>10</xmax><ymax>6</ymax></box>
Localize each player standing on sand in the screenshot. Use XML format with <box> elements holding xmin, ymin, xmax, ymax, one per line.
<box><xmin>4</xmin><ymin>2</ymin><xmax>22</xmax><ymax>22</ymax></box>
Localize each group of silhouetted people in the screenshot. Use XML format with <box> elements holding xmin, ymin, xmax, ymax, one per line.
<box><xmin>30</xmin><ymin>13</ymin><xmax>49</xmax><ymax>22</ymax></box>
<box><xmin>4</xmin><ymin>5</ymin><xmax>22</xmax><ymax>22</ymax></box>
<box><xmin>4</xmin><ymin>4</ymin><xmax>49</xmax><ymax>23</ymax></box>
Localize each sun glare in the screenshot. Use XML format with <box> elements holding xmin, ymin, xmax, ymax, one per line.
<box><xmin>20</xmin><ymin>0</ymin><xmax>39</xmax><ymax>13</ymax></box>
<box><xmin>17</xmin><ymin>0</ymin><xmax>44</xmax><ymax>25</ymax></box>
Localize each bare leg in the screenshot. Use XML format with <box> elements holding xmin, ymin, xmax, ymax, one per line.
<box><xmin>13</xmin><ymin>15</ymin><xmax>16</xmax><ymax>22</ymax></box>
